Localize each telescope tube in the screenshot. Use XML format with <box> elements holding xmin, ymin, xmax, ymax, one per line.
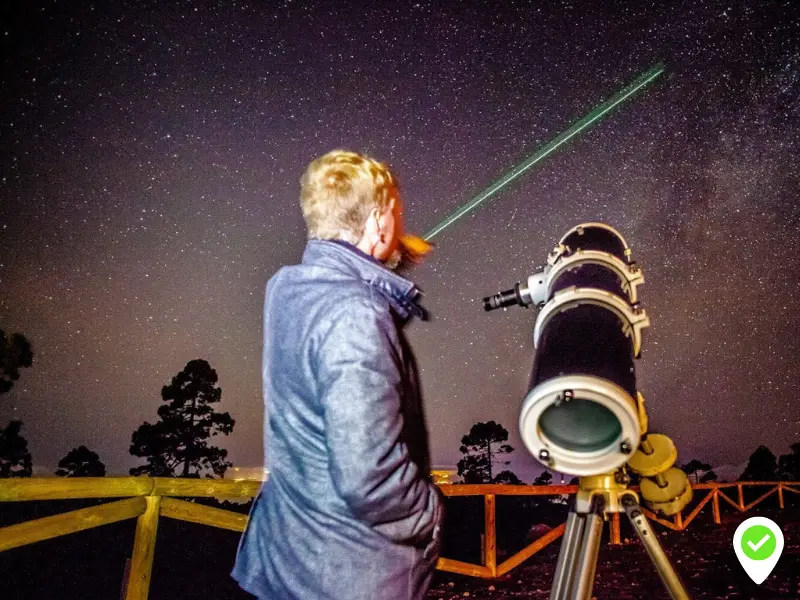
<box><xmin>518</xmin><ymin>223</ymin><xmax>650</xmax><ymax>475</ymax></box>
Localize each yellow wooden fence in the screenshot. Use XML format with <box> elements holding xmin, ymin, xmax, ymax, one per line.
<box><xmin>0</xmin><ymin>478</ymin><xmax>797</xmax><ymax>598</ymax></box>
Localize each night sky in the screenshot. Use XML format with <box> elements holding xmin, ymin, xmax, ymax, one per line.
<box><xmin>1</xmin><ymin>1</ymin><xmax>798</xmax><ymax>480</ymax></box>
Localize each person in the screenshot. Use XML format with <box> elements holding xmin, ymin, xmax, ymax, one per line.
<box><xmin>232</xmin><ymin>150</ymin><xmax>445</xmax><ymax>600</ymax></box>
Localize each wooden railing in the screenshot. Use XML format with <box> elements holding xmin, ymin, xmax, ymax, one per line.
<box><xmin>0</xmin><ymin>478</ymin><xmax>797</xmax><ymax>596</ymax></box>
<box><xmin>434</xmin><ymin>481</ymin><xmax>799</xmax><ymax>578</ymax></box>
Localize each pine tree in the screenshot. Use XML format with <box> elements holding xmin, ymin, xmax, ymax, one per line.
<box><xmin>700</xmin><ymin>470</ymin><xmax>718</xmax><ymax>483</ymax></box>
<box><xmin>0</xmin><ymin>330</ymin><xmax>33</xmax><ymax>395</ymax></box>
<box><xmin>493</xmin><ymin>470</ymin><xmax>522</xmax><ymax>484</ymax></box>
<box><xmin>778</xmin><ymin>443</ymin><xmax>800</xmax><ymax>481</ymax></box>
<box><xmin>129</xmin><ymin>359</ymin><xmax>234</xmax><ymax>477</ymax></box>
<box><xmin>0</xmin><ymin>420</ymin><xmax>32</xmax><ymax>477</ymax></box>
<box><xmin>681</xmin><ymin>459</ymin><xmax>713</xmax><ymax>484</ymax></box>
<box><xmin>739</xmin><ymin>445</ymin><xmax>778</xmax><ymax>481</ymax></box>
<box><xmin>456</xmin><ymin>421</ymin><xmax>514</xmax><ymax>483</ymax></box>
<box><xmin>56</xmin><ymin>445</ymin><xmax>106</xmax><ymax>477</ymax></box>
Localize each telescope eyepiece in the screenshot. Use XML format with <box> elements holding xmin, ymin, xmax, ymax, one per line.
<box><xmin>483</xmin><ymin>285</ymin><xmax>525</xmax><ymax>311</ymax></box>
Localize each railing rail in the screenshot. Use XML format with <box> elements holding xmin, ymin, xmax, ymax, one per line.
<box><xmin>1</xmin><ymin>478</ymin><xmax>797</xmax><ymax>596</ymax></box>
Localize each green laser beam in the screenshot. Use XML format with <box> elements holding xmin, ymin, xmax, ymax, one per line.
<box><xmin>423</xmin><ymin>63</ymin><xmax>666</xmax><ymax>241</ymax></box>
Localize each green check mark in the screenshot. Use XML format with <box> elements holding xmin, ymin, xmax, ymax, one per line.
<box><xmin>741</xmin><ymin>525</ymin><xmax>776</xmax><ymax>560</ymax></box>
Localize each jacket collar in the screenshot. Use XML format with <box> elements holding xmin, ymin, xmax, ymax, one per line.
<box><xmin>302</xmin><ymin>239</ymin><xmax>426</xmax><ymax>321</ymax></box>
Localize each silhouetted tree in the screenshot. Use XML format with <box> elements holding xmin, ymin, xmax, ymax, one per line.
<box><xmin>700</xmin><ymin>470</ymin><xmax>718</xmax><ymax>483</ymax></box>
<box><xmin>456</xmin><ymin>453</ymin><xmax>486</xmax><ymax>484</ymax></box>
<box><xmin>778</xmin><ymin>443</ymin><xmax>800</xmax><ymax>481</ymax></box>
<box><xmin>129</xmin><ymin>359</ymin><xmax>235</xmax><ymax>478</ymax></box>
<box><xmin>493</xmin><ymin>469</ymin><xmax>522</xmax><ymax>484</ymax></box>
<box><xmin>0</xmin><ymin>420</ymin><xmax>32</xmax><ymax>477</ymax></box>
<box><xmin>681</xmin><ymin>459</ymin><xmax>712</xmax><ymax>483</ymax></box>
<box><xmin>529</xmin><ymin>470</ymin><xmax>564</xmax><ymax>506</ymax></box>
<box><xmin>56</xmin><ymin>445</ymin><xmax>106</xmax><ymax>477</ymax></box>
<box><xmin>456</xmin><ymin>421</ymin><xmax>513</xmax><ymax>483</ymax></box>
<box><xmin>739</xmin><ymin>445</ymin><xmax>778</xmax><ymax>481</ymax></box>
<box><xmin>0</xmin><ymin>330</ymin><xmax>33</xmax><ymax>394</ymax></box>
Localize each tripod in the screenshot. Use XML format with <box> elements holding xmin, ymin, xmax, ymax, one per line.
<box><xmin>549</xmin><ymin>473</ymin><xmax>691</xmax><ymax>600</ymax></box>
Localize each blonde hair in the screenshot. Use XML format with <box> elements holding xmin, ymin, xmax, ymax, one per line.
<box><xmin>299</xmin><ymin>150</ymin><xmax>398</xmax><ymax>244</ymax></box>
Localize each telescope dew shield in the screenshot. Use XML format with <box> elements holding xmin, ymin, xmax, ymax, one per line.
<box><xmin>549</xmin><ymin>222</ymin><xmax>633</xmax><ymax>266</ymax></box>
<box><xmin>518</xmin><ymin>223</ymin><xmax>650</xmax><ymax>476</ymax></box>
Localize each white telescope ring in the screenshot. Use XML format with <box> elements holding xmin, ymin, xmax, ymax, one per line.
<box><xmin>519</xmin><ymin>374</ymin><xmax>641</xmax><ymax>476</ymax></box>
<box><xmin>533</xmin><ymin>287</ymin><xmax>650</xmax><ymax>357</ymax></box>
<box><xmin>546</xmin><ymin>249</ymin><xmax>644</xmax><ymax>304</ymax></box>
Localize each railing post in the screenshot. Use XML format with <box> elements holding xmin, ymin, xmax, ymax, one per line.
<box><xmin>484</xmin><ymin>494</ymin><xmax>496</xmax><ymax>576</ymax></box>
<box><xmin>712</xmin><ymin>489</ymin><xmax>720</xmax><ymax>524</ymax></box>
<box><xmin>778</xmin><ymin>484</ymin><xmax>784</xmax><ymax>509</ymax></box>
<box><xmin>126</xmin><ymin>495</ymin><xmax>161</xmax><ymax>600</ymax></box>
<box><xmin>609</xmin><ymin>512</ymin><xmax>621</xmax><ymax>545</ymax></box>
<box><xmin>737</xmin><ymin>483</ymin><xmax>744</xmax><ymax>510</ymax></box>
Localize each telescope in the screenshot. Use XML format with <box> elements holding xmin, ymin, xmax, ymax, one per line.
<box><xmin>483</xmin><ymin>223</ymin><xmax>693</xmax><ymax>600</ymax></box>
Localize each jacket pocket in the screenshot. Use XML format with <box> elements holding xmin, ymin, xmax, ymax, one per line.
<box><xmin>236</xmin><ymin>488</ymin><xmax>263</xmax><ymax>552</ymax></box>
<box><xmin>422</xmin><ymin>524</ymin><xmax>442</xmax><ymax>561</ymax></box>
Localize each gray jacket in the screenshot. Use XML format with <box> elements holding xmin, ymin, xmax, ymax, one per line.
<box><xmin>232</xmin><ymin>240</ymin><xmax>444</xmax><ymax>600</ymax></box>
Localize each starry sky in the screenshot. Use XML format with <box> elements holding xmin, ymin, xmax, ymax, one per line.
<box><xmin>1</xmin><ymin>0</ymin><xmax>798</xmax><ymax>480</ymax></box>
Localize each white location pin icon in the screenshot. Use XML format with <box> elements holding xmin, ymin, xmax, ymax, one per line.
<box><xmin>733</xmin><ymin>516</ymin><xmax>784</xmax><ymax>584</ymax></box>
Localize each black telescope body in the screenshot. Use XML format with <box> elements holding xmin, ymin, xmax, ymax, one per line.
<box><xmin>549</xmin><ymin>263</ymin><xmax>628</xmax><ymax>298</ymax></box>
<box><xmin>487</xmin><ymin>223</ymin><xmax>649</xmax><ymax>476</ymax></box>
<box><xmin>530</xmin><ymin>305</ymin><xmax>636</xmax><ymax>453</ymax></box>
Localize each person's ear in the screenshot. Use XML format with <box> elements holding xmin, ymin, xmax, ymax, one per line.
<box><xmin>363</xmin><ymin>207</ymin><xmax>380</xmax><ymax>245</ymax></box>
<box><xmin>364</xmin><ymin>207</ymin><xmax>377</xmax><ymax>233</ymax></box>
<box><xmin>376</xmin><ymin>199</ymin><xmax>395</xmax><ymax>232</ymax></box>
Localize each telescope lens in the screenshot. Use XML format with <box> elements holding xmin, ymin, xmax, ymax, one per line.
<box><xmin>538</xmin><ymin>399</ymin><xmax>622</xmax><ymax>453</ymax></box>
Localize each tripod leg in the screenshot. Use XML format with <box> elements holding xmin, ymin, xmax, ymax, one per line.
<box><xmin>568</xmin><ymin>497</ymin><xmax>604</xmax><ymax>600</ymax></box>
<box><xmin>622</xmin><ymin>497</ymin><xmax>691</xmax><ymax>600</ymax></box>
<box><xmin>549</xmin><ymin>510</ymin><xmax>585</xmax><ymax>600</ymax></box>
